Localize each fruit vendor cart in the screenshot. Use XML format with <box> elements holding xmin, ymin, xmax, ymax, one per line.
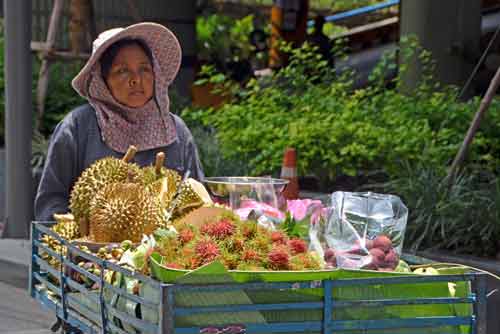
<box><xmin>30</xmin><ymin>221</ymin><xmax>489</xmax><ymax>334</ymax></box>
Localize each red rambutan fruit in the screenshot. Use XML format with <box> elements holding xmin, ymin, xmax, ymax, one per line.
<box><xmin>195</xmin><ymin>239</ymin><xmax>220</xmax><ymax>265</ymax></box>
<box><xmin>288</xmin><ymin>238</ymin><xmax>307</xmax><ymax>254</ymax></box>
<box><xmin>201</xmin><ymin>218</ymin><xmax>236</xmax><ymax>240</ymax></box>
<box><xmin>271</xmin><ymin>231</ymin><xmax>287</xmax><ymax>245</ymax></box>
<box><xmin>267</xmin><ymin>246</ymin><xmax>290</xmax><ymax>270</ymax></box>
<box><xmin>178</xmin><ymin>228</ymin><xmax>195</xmax><ymax>244</ymax></box>
<box><xmin>242</xmin><ymin>249</ymin><xmax>262</xmax><ymax>262</ymax></box>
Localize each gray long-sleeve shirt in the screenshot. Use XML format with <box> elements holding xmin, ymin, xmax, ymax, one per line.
<box><xmin>34</xmin><ymin>104</ymin><xmax>204</xmax><ymax>221</ymax></box>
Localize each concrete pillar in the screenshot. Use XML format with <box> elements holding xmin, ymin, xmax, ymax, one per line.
<box><xmin>400</xmin><ymin>0</ymin><xmax>481</xmax><ymax>93</ymax></box>
<box><xmin>3</xmin><ymin>0</ymin><xmax>33</xmax><ymax>238</ymax></box>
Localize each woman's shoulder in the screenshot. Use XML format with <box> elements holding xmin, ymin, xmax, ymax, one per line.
<box><xmin>170</xmin><ymin>113</ymin><xmax>193</xmax><ymax>140</ymax></box>
<box><xmin>65</xmin><ymin>103</ymin><xmax>96</xmax><ymax>124</ymax></box>
<box><xmin>55</xmin><ymin>104</ymin><xmax>97</xmax><ymax>132</ymax></box>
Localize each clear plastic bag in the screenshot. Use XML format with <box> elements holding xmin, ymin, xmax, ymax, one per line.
<box><xmin>309</xmin><ymin>191</ymin><xmax>408</xmax><ymax>270</ymax></box>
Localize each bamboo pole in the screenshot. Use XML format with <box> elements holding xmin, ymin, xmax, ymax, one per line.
<box><xmin>35</xmin><ymin>0</ymin><xmax>64</xmax><ymax>131</ymax></box>
<box><xmin>447</xmin><ymin>66</ymin><xmax>500</xmax><ymax>180</ymax></box>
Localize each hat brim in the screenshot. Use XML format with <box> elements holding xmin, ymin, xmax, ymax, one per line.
<box><xmin>71</xmin><ymin>22</ymin><xmax>182</xmax><ymax>98</ymax></box>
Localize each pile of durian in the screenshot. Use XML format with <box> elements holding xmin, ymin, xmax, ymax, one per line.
<box><xmin>57</xmin><ymin>146</ymin><xmax>212</xmax><ymax>243</ymax></box>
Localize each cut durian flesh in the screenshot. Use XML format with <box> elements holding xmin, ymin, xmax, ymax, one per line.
<box><xmin>143</xmin><ymin>166</ymin><xmax>181</xmax><ymax>206</ymax></box>
<box><xmin>169</xmin><ymin>178</ymin><xmax>213</xmax><ymax>218</ymax></box>
<box><xmin>69</xmin><ymin>157</ymin><xmax>141</xmax><ymax>225</ymax></box>
<box><xmin>89</xmin><ymin>182</ymin><xmax>167</xmax><ymax>243</ymax></box>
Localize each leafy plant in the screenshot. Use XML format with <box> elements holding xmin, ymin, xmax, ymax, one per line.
<box><xmin>182</xmin><ymin>38</ymin><xmax>500</xmax><ymax>190</ymax></box>
<box><xmin>379</xmin><ymin>163</ymin><xmax>500</xmax><ymax>257</ymax></box>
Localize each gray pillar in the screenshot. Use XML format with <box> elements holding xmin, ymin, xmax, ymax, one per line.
<box><xmin>400</xmin><ymin>0</ymin><xmax>481</xmax><ymax>93</ymax></box>
<box><xmin>3</xmin><ymin>0</ymin><xmax>33</xmax><ymax>238</ymax></box>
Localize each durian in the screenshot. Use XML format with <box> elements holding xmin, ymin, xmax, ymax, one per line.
<box><xmin>142</xmin><ymin>152</ymin><xmax>181</xmax><ymax>206</ymax></box>
<box><xmin>88</xmin><ymin>182</ymin><xmax>167</xmax><ymax>243</ymax></box>
<box><xmin>168</xmin><ymin>178</ymin><xmax>213</xmax><ymax>219</ymax></box>
<box><xmin>69</xmin><ymin>146</ymin><xmax>141</xmax><ymax>227</ymax></box>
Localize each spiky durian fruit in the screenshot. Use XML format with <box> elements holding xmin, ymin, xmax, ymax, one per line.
<box><xmin>169</xmin><ymin>178</ymin><xmax>213</xmax><ymax>218</ymax></box>
<box><xmin>88</xmin><ymin>182</ymin><xmax>167</xmax><ymax>243</ymax></box>
<box><xmin>52</xmin><ymin>214</ymin><xmax>80</xmax><ymax>240</ymax></box>
<box><xmin>141</xmin><ymin>152</ymin><xmax>181</xmax><ymax>206</ymax></box>
<box><xmin>69</xmin><ymin>147</ymin><xmax>140</xmax><ymax>226</ymax></box>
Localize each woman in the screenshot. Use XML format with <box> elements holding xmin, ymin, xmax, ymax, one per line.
<box><xmin>35</xmin><ymin>22</ymin><xmax>204</xmax><ymax>221</ymax></box>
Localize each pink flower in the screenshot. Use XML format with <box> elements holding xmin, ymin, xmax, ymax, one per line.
<box><xmin>286</xmin><ymin>199</ymin><xmax>324</xmax><ymax>221</ymax></box>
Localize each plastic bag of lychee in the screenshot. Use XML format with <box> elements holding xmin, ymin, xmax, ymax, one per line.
<box><xmin>309</xmin><ymin>191</ymin><xmax>408</xmax><ymax>272</ymax></box>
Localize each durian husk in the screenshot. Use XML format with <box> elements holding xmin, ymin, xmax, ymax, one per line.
<box><xmin>88</xmin><ymin>182</ymin><xmax>167</xmax><ymax>243</ymax></box>
<box><xmin>69</xmin><ymin>157</ymin><xmax>141</xmax><ymax>226</ymax></box>
<box><xmin>142</xmin><ymin>166</ymin><xmax>181</xmax><ymax>206</ymax></box>
<box><xmin>169</xmin><ymin>178</ymin><xmax>213</xmax><ymax>219</ymax></box>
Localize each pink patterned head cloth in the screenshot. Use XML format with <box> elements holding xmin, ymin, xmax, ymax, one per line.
<box><xmin>71</xmin><ymin>23</ymin><xmax>182</xmax><ymax>153</ymax></box>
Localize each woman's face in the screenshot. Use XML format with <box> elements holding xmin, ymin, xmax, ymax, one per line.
<box><xmin>105</xmin><ymin>44</ymin><xmax>154</xmax><ymax>108</ymax></box>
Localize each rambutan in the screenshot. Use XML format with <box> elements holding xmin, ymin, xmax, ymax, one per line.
<box><xmin>271</xmin><ymin>231</ymin><xmax>287</xmax><ymax>245</ymax></box>
<box><xmin>221</xmin><ymin>250</ymin><xmax>240</xmax><ymax>270</ymax></box>
<box><xmin>201</xmin><ymin>218</ymin><xmax>235</xmax><ymax>240</ymax></box>
<box><xmin>195</xmin><ymin>239</ymin><xmax>220</xmax><ymax>265</ymax></box>
<box><xmin>268</xmin><ymin>246</ymin><xmax>290</xmax><ymax>270</ymax></box>
<box><xmin>178</xmin><ymin>228</ymin><xmax>195</xmax><ymax>244</ymax></box>
<box><xmin>242</xmin><ymin>249</ymin><xmax>262</xmax><ymax>262</ymax></box>
<box><xmin>288</xmin><ymin>238</ymin><xmax>307</xmax><ymax>254</ymax></box>
<box><xmin>289</xmin><ymin>253</ymin><xmax>321</xmax><ymax>270</ymax></box>
<box><xmin>239</xmin><ymin>221</ymin><xmax>258</xmax><ymax>239</ymax></box>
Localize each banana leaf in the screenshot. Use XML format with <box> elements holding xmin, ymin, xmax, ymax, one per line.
<box><xmin>149</xmin><ymin>253</ymin><xmax>267</xmax><ymax>327</ymax></box>
<box><xmin>150</xmin><ymin>253</ymin><xmax>474</xmax><ymax>333</ymax></box>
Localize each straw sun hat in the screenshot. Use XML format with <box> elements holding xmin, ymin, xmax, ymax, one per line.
<box><xmin>71</xmin><ymin>22</ymin><xmax>182</xmax><ymax>98</ymax></box>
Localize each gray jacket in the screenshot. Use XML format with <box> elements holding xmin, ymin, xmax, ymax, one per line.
<box><xmin>34</xmin><ymin>104</ymin><xmax>204</xmax><ymax>221</ymax></box>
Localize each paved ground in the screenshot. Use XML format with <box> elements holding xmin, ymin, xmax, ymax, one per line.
<box><xmin>0</xmin><ymin>259</ymin><xmax>54</xmax><ymax>334</ymax></box>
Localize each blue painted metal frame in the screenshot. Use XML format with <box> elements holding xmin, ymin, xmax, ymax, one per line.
<box><xmin>30</xmin><ymin>222</ymin><xmax>488</xmax><ymax>334</ymax></box>
<box><xmin>307</xmin><ymin>0</ymin><xmax>400</xmax><ymax>27</ymax></box>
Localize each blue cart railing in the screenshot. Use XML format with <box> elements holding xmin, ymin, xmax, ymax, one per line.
<box><xmin>30</xmin><ymin>221</ymin><xmax>488</xmax><ymax>334</ymax></box>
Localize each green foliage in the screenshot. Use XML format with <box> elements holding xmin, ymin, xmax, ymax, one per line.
<box><xmin>380</xmin><ymin>164</ymin><xmax>500</xmax><ymax>257</ymax></box>
<box><xmin>196</xmin><ymin>14</ymin><xmax>258</xmax><ymax>65</ymax></box>
<box><xmin>236</xmin><ymin>0</ymin><xmax>385</xmax><ymax>12</ymax></box>
<box><xmin>183</xmin><ymin>38</ymin><xmax>500</xmax><ymax>189</ymax></box>
<box><xmin>39</xmin><ymin>61</ymin><xmax>86</xmax><ymax>135</ymax></box>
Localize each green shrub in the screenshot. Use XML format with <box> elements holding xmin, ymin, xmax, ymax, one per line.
<box><xmin>182</xmin><ymin>38</ymin><xmax>500</xmax><ymax>187</ymax></box>
<box><xmin>378</xmin><ymin>163</ymin><xmax>500</xmax><ymax>257</ymax></box>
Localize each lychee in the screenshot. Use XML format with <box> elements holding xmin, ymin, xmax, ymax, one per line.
<box><xmin>346</xmin><ymin>246</ymin><xmax>365</xmax><ymax>256</ymax></box>
<box><xmin>324</xmin><ymin>248</ymin><xmax>336</xmax><ymax>262</ymax></box>
<box><xmin>369</xmin><ymin>248</ymin><xmax>385</xmax><ymax>267</ymax></box>
<box><xmin>384</xmin><ymin>249</ymin><xmax>399</xmax><ymax>268</ymax></box>
<box><xmin>362</xmin><ymin>262</ymin><xmax>378</xmax><ymax>271</ymax></box>
<box><xmin>373</xmin><ymin>235</ymin><xmax>392</xmax><ymax>252</ymax></box>
<box><xmin>365</xmin><ymin>239</ymin><xmax>374</xmax><ymax>250</ymax></box>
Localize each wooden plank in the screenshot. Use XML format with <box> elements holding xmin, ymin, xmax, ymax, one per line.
<box><xmin>36</xmin><ymin>0</ymin><xmax>64</xmax><ymax>131</ymax></box>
